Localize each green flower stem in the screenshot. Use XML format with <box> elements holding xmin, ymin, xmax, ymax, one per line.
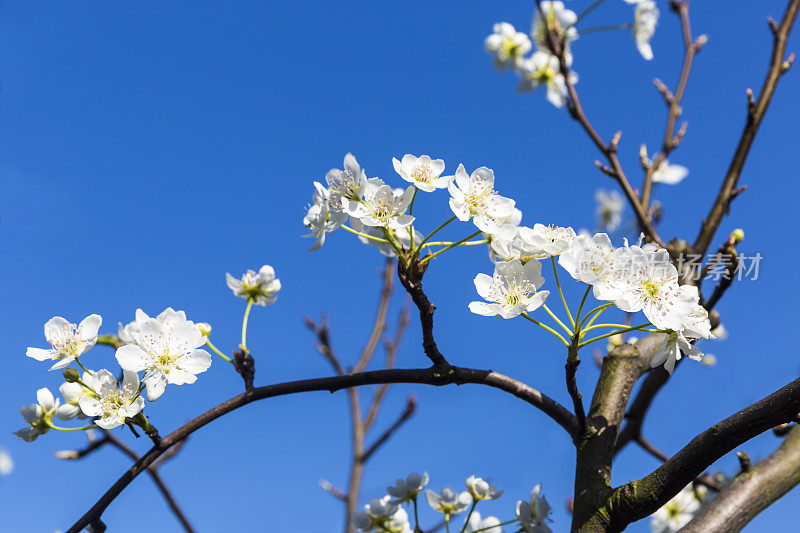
<box><xmin>413</xmin><ymin>215</ymin><xmax>458</xmax><ymax>259</ymax></box>
<box><xmin>76</xmin><ymin>379</ymin><xmax>97</xmax><ymax>395</ymax></box>
<box><xmin>408</xmin><ymin>187</ymin><xmax>419</xmax><ymax>249</ymax></box>
<box><xmin>581</xmin><ymin>323</ymin><xmax>633</xmax><ymax>332</ymax></box>
<box><xmin>522</xmin><ymin>313</ymin><xmax>570</xmax><ymax>347</ymax></box>
<box><xmin>542</xmin><ymin>304</ymin><xmax>573</xmax><ymax>336</ymax></box>
<box><xmin>470</xmin><ymin>519</ymin><xmax>520</xmax><ymax>533</ymax></box>
<box><xmin>45</xmin><ymin>419</ymin><xmax>96</xmax><ymax>432</ymax></box>
<box><xmin>573</xmin><ymin>0</ymin><xmax>610</xmax><ymax>26</ymax></box>
<box><xmin>341</xmin><ymin>224</ymin><xmax>391</xmax><ymax>244</ymax></box>
<box><xmin>578</xmin><ymin>303</ymin><xmax>614</xmax><ymax>330</ymax></box>
<box><xmin>459</xmin><ymin>501</ymin><xmax>479</xmax><ymax>533</ymax></box>
<box><xmin>578</xmin><ymin>323</ymin><xmax>656</xmax><ymax>349</ymax></box>
<box><xmin>206</xmin><ymin>340</ymin><xmax>233</xmax><ymax>364</ymax></box>
<box><xmin>419</xmin><ymin>230</ymin><xmax>482</xmax><ymax>265</ymax></box>
<box><xmin>445</xmin><ymin>515</ymin><xmax>451</xmax><ymax>533</ymax></box>
<box><xmin>575</xmin><ymin>285</ymin><xmax>592</xmax><ymax>326</ymax></box>
<box><xmin>412</xmin><ymin>496</ymin><xmax>421</xmax><ymax>533</ymax></box>
<box><xmin>241</xmin><ymin>299</ymin><xmax>254</xmax><ymax>350</ymax></box>
<box><xmin>74</xmin><ymin>357</ymin><xmax>93</xmax><ymax>375</ymax></box>
<box><xmin>550</xmin><ymin>256</ymin><xmax>575</xmax><ymax>328</ymax></box>
<box><xmin>578</xmin><ymin>23</ymin><xmax>635</xmax><ymax>36</ymax></box>
<box><xmin>422</xmin><ymin>239</ymin><xmax>489</xmax><ymax>248</ymax></box>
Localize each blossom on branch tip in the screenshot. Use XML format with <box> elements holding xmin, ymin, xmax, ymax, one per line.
<box><xmin>14</xmin><ymin>388</ymin><xmax>59</xmax><ymax>442</ymax></box>
<box><xmin>78</xmin><ymin>370</ymin><xmax>144</xmax><ymax>429</ymax></box>
<box><xmin>26</xmin><ymin>314</ymin><xmax>102</xmax><ymax>370</ymax></box>
<box><xmin>517</xmin><ymin>223</ymin><xmax>577</xmax><ymax>259</ymax></box>
<box><xmin>303</xmin><ymin>181</ymin><xmax>347</xmax><ymax>252</ymax></box>
<box><xmin>119</xmin><ymin>308</ymin><xmax>205</xmax><ymax>345</ymax></box>
<box><xmin>465</xmin><ymin>512</ymin><xmax>504</xmax><ymax>533</ymax></box>
<box><xmin>649</xmin><ymin>484</ymin><xmax>702</xmax><ymax>532</ymax></box>
<box><xmin>359</xmin><ymin>179</ymin><xmax>415</xmax><ymax>229</ymax></box>
<box><xmin>448</xmin><ymin>164</ymin><xmax>516</xmax><ymax>235</ymax></box>
<box><xmin>558</xmin><ymin>232</ymin><xmax>622</xmax><ymax>301</ymax></box>
<box><xmin>425</xmin><ymin>487</ymin><xmax>472</xmax><ymax>515</ymax></box>
<box><xmin>392</xmin><ymin>154</ymin><xmax>448</xmax><ymax>192</ymax></box>
<box><xmin>226</xmin><ymin>265</ymin><xmax>281</xmax><ymax>306</ymax></box>
<box><xmin>651</xmin><ymin>160</ymin><xmax>688</xmax><ymax>185</ymax></box>
<box><xmin>485</xmin><ymin>22</ymin><xmax>532</xmax><ymax>71</ymax></box>
<box><xmin>516</xmin><ymin>51</ymin><xmax>577</xmax><ymax>108</ymax></box>
<box><xmin>352</xmin><ymin>496</ymin><xmax>412</xmax><ymax>533</ymax></box>
<box><xmin>466</xmin><ymin>475</ymin><xmax>503</xmax><ymax>500</ymax></box>
<box><xmin>387</xmin><ymin>472</ymin><xmax>429</xmax><ymax>502</ymax></box>
<box><xmin>326</xmin><ymin>152</ymin><xmax>368</xmax><ymax>217</ymax></box>
<box><xmin>632</xmin><ymin>1</ymin><xmax>659</xmax><ymax>61</ymax></box>
<box><xmin>115</xmin><ymin>318</ymin><xmax>212</xmax><ymax>401</ymax></box>
<box><xmin>516</xmin><ymin>484</ymin><xmax>552</xmax><ymax>533</ymax></box>
<box><xmin>470</xmin><ymin>259</ymin><xmax>549</xmax><ymax>319</ymax></box>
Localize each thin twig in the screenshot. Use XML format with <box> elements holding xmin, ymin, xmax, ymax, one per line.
<box><xmin>361</xmin><ymin>395</ymin><xmax>417</xmax><ymax>463</ymax></box>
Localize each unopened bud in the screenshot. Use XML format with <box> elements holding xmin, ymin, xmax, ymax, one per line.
<box><xmin>197</xmin><ymin>323</ymin><xmax>212</xmax><ymax>337</ymax></box>
<box><xmin>54</xmin><ymin>450</ymin><xmax>79</xmax><ymax>460</ymax></box>
<box><xmin>62</xmin><ymin>368</ymin><xmax>80</xmax><ymax>383</ymax></box>
<box><xmin>731</xmin><ymin>229</ymin><xmax>745</xmax><ymax>242</ymax></box>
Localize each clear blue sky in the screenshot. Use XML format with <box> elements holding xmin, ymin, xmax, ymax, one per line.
<box><xmin>1</xmin><ymin>1</ymin><xmax>798</xmax><ymax>531</ymax></box>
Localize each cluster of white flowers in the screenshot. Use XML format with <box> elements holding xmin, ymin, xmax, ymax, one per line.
<box><xmin>649</xmin><ymin>484</ymin><xmax>707</xmax><ymax>532</ymax></box>
<box><xmin>485</xmin><ymin>1</ymin><xmax>660</xmax><ymax>106</ymax></box>
<box><xmin>16</xmin><ymin>265</ymin><xmax>281</xmax><ymax>442</ymax></box>
<box><xmin>352</xmin><ymin>473</ymin><xmax>551</xmax><ymax>533</ymax></box>
<box><xmin>303</xmin><ymin>153</ymin><xmax>518</xmax><ymax>254</ymax></box>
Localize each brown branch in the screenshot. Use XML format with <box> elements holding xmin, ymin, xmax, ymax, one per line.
<box><xmin>682</xmin><ymin>426</ymin><xmax>800</xmax><ymax>532</ymax></box>
<box><xmin>566</xmin><ymin>338</ymin><xmax>587</xmax><ymax>432</ymax></box>
<box><xmin>533</xmin><ymin>0</ymin><xmax>665</xmax><ymax>247</ymax></box>
<box><xmin>354</xmin><ymin>258</ymin><xmax>395</xmax><ymax>373</ymax></box>
<box><xmin>602</xmin><ymin>377</ymin><xmax>800</xmax><ymax>531</ymax></box>
<box><xmin>361</xmin><ymin>394</ymin><xmax>417</xmax><ymax>463</ymax></box>
<box><xmin>66</xmin><ymin>365</ymin><xmax>577</xmax><ymax>532</ymax></box>
<box><xmin>364</xmin><ymin>303</ymin><xmax>410</xmax><ymax>431</ymax></box>
<box><xmin>396</xmin><ymin>259</ymin><xmax>450</xmax><ymax>368</ymax></box>
<box><xmin>693</xmin><ymin>0</ymin><xmax>800</xmax><ymax>255</ymax></box>
<box><xmin>641</xmin><ymin>1</ymin><xmax>707</xmax><ymax>208</ymax></box>
<box><xmin>615</xmin><ymin>365</ymin><xmax>672</xmax><ymax>455</ymax></box>
<box><xmin>633</xmin><ymin>434</ymin><xmax>724</xmax><ymax>492</ymax></box>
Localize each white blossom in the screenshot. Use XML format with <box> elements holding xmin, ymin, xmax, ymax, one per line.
<box><xmin>115</xmin><ymin>318</ymin><xmax>212</xmax><ymax>401</ymax></box>
<box><xmin>595</xmin><ymin>190</ymin><xmax>625</xmax><ymax>232</ymax></box>
<box><xmin>651</xmin><ymin>285</ymin><xmax>714</xmax><ymax>373</ymax></box>
<box><xmin>119</xmin><ymin>308</ymin><xmax>205</xmax><ymax>345</ymax></box>
<box><xmin>516</xmin><ymin>51</ymin><xmax>577</xmax><ymax>108</ymax></box>
<box><xmin>632</xmin><ymin>1</ymin><xmax>659</xmax><ymax>60</ymax></box>
<box><xmin>425</xmin><ymin>487</ymin><xmax>472</xmax><ymax>516</ymax></box>
<box><xmin>652</xmin><ymin>160</ymin><xmax>688</xmax><ymax>185</ymax></box>
<box><xmin>326</xmin><ymin>152</ymin><xmax>368</xmax><ymax>217</ymax></box>
<box><xmin>56</xmin><ymin>381</ymin><xmax>86</xmax><ymax>421</ymax></box>
<box><xmin>303</xmin><ymin>181</ymin><xmax>347</xmax><ymax>251</ymax></box>
<box><xmin>26</xmin><ymin>314</ymin><xmax>102</xmax><ymax>371</ymax></box>
<box><xmin>14</xmin><ymin>388</ymin><xmax>59</xmax><ymax>442</ymax></box>
<box><xmin>359</xmin><ymin>179</ymin><xmax>415</xmax><ymax>229</ymax></box>
<box><xmin>0</xmin><ymin>448</ymin><xmax>12</xmax><ymax>476</ymax></box>
<box><xmin>485</xmin><ymin>22</ymin><xmax>532</xmax><ymax>71</ymax></box>
<box><xmin>649</xmin><ymin>485</ymin><xmax>701</xmax><ymax>533</ymax></box>
<box><xmin>464</xmin><ymin>512</ymin><xmax>504</xmax><ymax>533</ymax></box>
<box><xmin>465</xmin><ymin>475</ymin><xmax>503</xmax><ymax>501</ymax></box>
<box><xmin>352</xmin><ymin>496</ymin><xmax>412</xmax><ymax>533</ymax></box>
<box><xmin>470</xmin><ymin>259</ymin><xmax>549</xmax><ymax>319</ymax></box>
<box><xmin>387</xmin><ymin>472</ymin><xmax>429</xmax><ymax>502</ymax></box>
<box><xmin>532</xmin><ymin>2</ymin><xmax>578</xmax><ymax>53</ymax></box>
<box><xmin>393</xmin><ymin>154</ymin><xmax>448</xmax><ymax>192</ymax></box>
<box><xmin>77</xmin><ymin>370</ymin><xmax>144</xmax><ymax>429</ymax></box>
<box><xmin>558</xmin><ymin>233</ymin><xmax>623</xmax><ymax>301</ymax></box>
<box><xmin>517</xmin><ymin>223</ymin><xmax>577</xmax><ymax>259</ymax></box>
<box><xmin>448</xmin><ymin>164</ymin><xmax>516</xmax><ymax>235</ymax></box>
<box><xmin>226</xmin><ymin>265</ymin><xmax>281</xmax><ymax>306</ymax></box>
<box><xmin>516</xmin><ymin>484</ymin><xmax>552</xmax><ymax>533</ymax></box>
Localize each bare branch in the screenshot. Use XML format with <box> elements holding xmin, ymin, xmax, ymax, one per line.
<box><xmin>361</xmin><ymin>394</ymin><xmax>417</xmax><ymax>463</ymax></box>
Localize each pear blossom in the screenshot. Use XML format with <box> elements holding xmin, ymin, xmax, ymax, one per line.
<box><xmin>326</xmin><ymin>152</ymin><xmax>368</xmax><ymax>217</ymax></box>
<box><xmin>516</xmin><ymin>484</ymin><xmax>552</xmax><ymax>533</ymax></box>
<box><xmin>649</xmin><ymin>484</ymin><xmax>702</xmax><ymax>532</ymax></box>
<box><xmin>465</xmin><ymin>475</ymin><xmax>503</xmax><ymax>501</ymax></box>
<box><xmin>558</xmin><ymin>233</ymin><xmax>623</xmax><ymax>301</ymax></box>
<box><xmin>119</xmin><ymin>307</ymin><xmax>205</xmax><ymax>344</ymax></box>
<box><xmin>632</xmin><ymin>1</ymin><xmax>659</xmax><ymax>60</ymax></box>
<box><xmin>226</xmin><ymin>265</ymin><xmax>281</xmax><ymax>306</ymax></box>
<box><xmin>516</xmin><ymin>51</ymin><xmax>577</xmax><ymax>108</ymax></box>
<box><xmin>464</xmin><ymin>512</ymin><xmax>504</xmax><ymax>533</ymax></box>
<box><xmin>485</xmin><ymin>22</ymin><xmax>532</xmax><ymax>71</ymax></box>
<box><xmin>26</xmin><ymin>314</ymin><xmax>102</xmax><ymax>370</ymax></box>
<box><xmin>352</xmin><ymin>496</ymin><xmax>412</xmax><ymax>533</ymax></box>
<box><xmin>56</xmin><ymin>381</ymin><xmax>86</xmax><ymax>421</ymax></box>
<box><xmin>595</xmin><ymin>190</ymin><xmax>625</xmax><ymax>232</ymax></box>
<box><xmin>359</xmin><ymin>179</ymin><xmax>415</xmax><ymax>229</ymax></box>
<box><xmin>303</xmin><ymin>181</ymin><xmax>347</xmax><ymax>251</ymax></box>
<box><xmin>448</xmin><ymin>164</ymin><xmax>516</xmax><ymax>234</ymax></box>
<box><xmin>470</xmin><ymin>259</ymin><xmax>549</xmax><ymax>319</ymax></box>
<box><xmin>14</xmin><ymin>388</ymin><xmax>59</xmax><ymax>442</ymax></box>
<box><xmin>532</xmin><ymin>1</ymin><xmax>579</xmax><ymax>53</ymax></box>
<box><xmin>77</xmin><ymin>370</ymin><xmax>144</xmax><ymax>429</ymax></box>
<box><xmin>0</xmin><ymin>449</ymin><xmax>12</xmax><ymax>476</ymax></box>
<box><xmin>650</xmin><ymin>285</ymin><xmax>714</xmax><ymax>373</ymax></box>
<box><xmin>652</xmin><ymin>160</ymin><xmax>688</xmax><ymax>185</ymax></box>
<box><xmin>425</xmin><ymin>487</ymin><xmax>472</xmax><ymax>516</ymax></box>
<box><xmin>115</xmin><ymin>318</ymin><xmax>212</xmax><ymax>401</ymax></box>
<box><xmin>517</xmin><ymin>223</ymin><xmax>577</xmax><ymax>258</ymax></box>
<box><xmin>387</xmin><ymin>472</ymin><xmax>429</xmax><ymax>502</ymax></box>
<box><xmin>393</xmin><ymin>154</ymin><xmax>448</xmax><ymax>192</ymax></box>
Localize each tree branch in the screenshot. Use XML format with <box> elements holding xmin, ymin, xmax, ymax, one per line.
<box><xmin>361</xmin><ymin>394</ymin><xmax>417</xmax><ymax>463</ymax></box>
<box><xmin>682</xmin><ymin>425</ymin><xmax>800</xmax><ymax>532</ymax></box>
<box><xmin>693</xmin><ymin>0</ymin><xmax>799</xmax><ymax>255</ymax></box>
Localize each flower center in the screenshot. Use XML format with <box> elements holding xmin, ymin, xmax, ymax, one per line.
<box><xmin>411</xmin><ymin>163</ymin><xmax>433</xmax><ymax>183</ymax></box>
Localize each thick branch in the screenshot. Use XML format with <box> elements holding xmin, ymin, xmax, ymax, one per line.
<box><xmin>693</xmin><ymin>0</ymin><xmax>799</xmax><ymax>255</ymax></box>
<box><xmin>66</xmin><ymin>365</ymin><xmax>576</xmax><ymax>532</ymax></box>
<box><xmin>604</xmin><ymin>377</ymin><xmax>800</xmax><ymax>531</ymax></box>
<box><xmin>682</xmin><ymin>425</ymin><xmax>800</xmax><ymax>532</ymax></box>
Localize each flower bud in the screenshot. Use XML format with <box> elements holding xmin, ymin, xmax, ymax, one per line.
<box><xmin>62</xmin><ymin>368</ymin><xmax>80</xmax><ymax>383</ymax></box>
<box><xmin>731</xmin><ymin>229</ymin><xmax>745</xmax><ymax>242</ymax></box>
<box><xmin>197</xmin><ymin>323</ymin><xmax>212</xmax><ymax>337</ymax></box>
<box><xmin>54</xmin><ymin>450</ymin><xmax>79</xmax><ymax>460</ymax></box>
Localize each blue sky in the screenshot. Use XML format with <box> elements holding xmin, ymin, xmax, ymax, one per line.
<box><xmin>1</xmin><ymin>1</ymin><xmax>798</xmax><ymax>531</ymax></box>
